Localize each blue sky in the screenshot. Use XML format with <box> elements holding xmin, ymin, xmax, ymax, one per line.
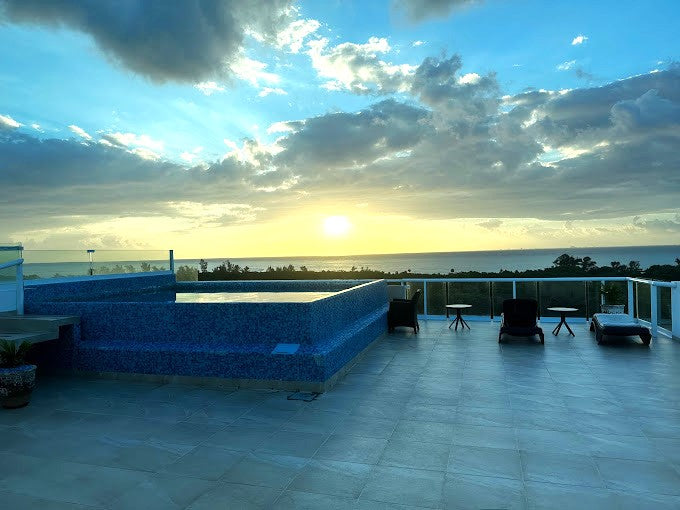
<box><xmin>1</xmin><ymin>0</ymin><xmax>679</xmax><ymax>257</ymax></box>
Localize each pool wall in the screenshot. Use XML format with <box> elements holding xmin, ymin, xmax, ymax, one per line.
<box><xmin>25</xmin><ymin>275</ymin><xmax>388</xmax><ymax>391</ymax></box>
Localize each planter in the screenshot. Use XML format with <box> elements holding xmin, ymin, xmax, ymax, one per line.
<box><xmin>0</xmin><ymin>364</ymin><xmax>37</xmax><ymax>409</ymax></box>
<box><xmin>601</xmin><ymin>304</ymin><xmax>625</xmax><ymax>314</ymax></box>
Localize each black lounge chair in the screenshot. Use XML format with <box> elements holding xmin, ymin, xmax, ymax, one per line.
<box><xmin>388</xmin><ymin>289</ymin><xmax>421</xmax><ymax>333</ymax></box>
<box><xmin>590</xmin><ymin>313</ymin><xmax>651</xmax><ymax>345</ymax></box>
<box><xmin>499</xmin><ymin>298</ymin><xmax>544</xmax><ymax>344</ymax></box>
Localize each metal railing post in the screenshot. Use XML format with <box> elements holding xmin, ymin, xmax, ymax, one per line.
<box><xmin>512</xmin><ymin>281</ymin><xmax>517</xmax><ymax>298</ymax></box>
<box><xmin>16</xmin><ymin>261</ymin><xmax>24</xmax><ymax>315</ymax></box>
<box><xmin>671</xmin><ymin>282</ymin><xmax>680</xmax><ymax>341</ymax></box>
<box><xmin>627</xmin><ymin>279</ymin><xmax>635</xmax><ymax>318</ymax></box>
<box><xmin>169</xmin><ymin>249</ymin><xmax>175</xmax><ymax>272</ymax></box>
<box><xmin>650</xmin><ymin>284</ymin><xmax>658</xmax><ymax>337</ymax></box>
<box><xmin>423</xmin><ymin>281</ymin><xmax>428</xmax><ymax>316</ymax></box>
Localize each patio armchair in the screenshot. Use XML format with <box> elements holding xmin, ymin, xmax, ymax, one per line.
<box><xmin>499</xmin><ymin>298</ymin><xmax>544</xmax><ymax>344</ymax></box>
<box><xmin>388</xmin><ymin>289</ymin><xmax>421</xmax><ymax>333</ymax></box>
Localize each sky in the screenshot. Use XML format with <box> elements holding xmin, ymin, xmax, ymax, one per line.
<box><xmin>1</xmin><ymin>0</ymin><xmax>679</xmax><ymax>258</ymax></box>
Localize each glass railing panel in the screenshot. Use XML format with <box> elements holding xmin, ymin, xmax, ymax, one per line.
<box><xmin>584</xmin><ymin>281</ymin><xmax>600</xmax><ymax>319</ymax></box>
<box><xmin>447</xmin><ymin>281</ymin><xmax>490</xmax><ymax>317</ymax></box>
<box><xmin>0</xmin><ymin>246</ymin><xmax>22</xmax><ymax>282</ymax></box>
<box><xmin>516</xmin><ymin>281</ymin><xmax>538</xmax><ymax>301</ymax></box>
<box><xmin>599</xmin><ymin>280</ymin><xmax>628</xmax><ymax>314</ymax></box>
<box><xmin>90</xmin><ymin>250</ymin><xmax>168</xmax><ymax>275</ymax></box>
<box><xmin>491</xmin><ymin>282</ymin><xmax>513</xmax><ymax>319</ymax></box>
<box><xmin>22</xmin><ymin>250</ymin><xmax>91</xmax><ymax>279</ymax></box>
<box><xmin>425</xmin><ymin>282</ymin><xmax>447</xmax><ymax>316</ymax></box>
<box><xmin>658</xmin><ymin>286</ymin><xmax>672</xmax><ymax>330</ymax></box>
<box><xmin>538</xmin><ymin>281</ymin><xmax>586</xmax><ymax>318</ymax></box>
<box><xmin>635</xmin><ymin>282</ymin><xmax>651</xmax><ymax>322</ymax></box>
<box><xmin>406</xmin><ymin>281</ymin><xmax>425</xmax><ymax>315</ymax></box>
<box><xmin>0</xmin><ymin>246</ymin><xmax>22</xmax><ymax>264</ymax></box>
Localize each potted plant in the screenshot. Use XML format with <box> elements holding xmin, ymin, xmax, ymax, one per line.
<box><xmin>601</xmin><ymin>282</ymin><xmax>625</xmax><ymax>314</ymax></box>
<box><xmin>0</xmin><ymin>339</ymin><xmax>36</xmax><ymax>409</ymax></box>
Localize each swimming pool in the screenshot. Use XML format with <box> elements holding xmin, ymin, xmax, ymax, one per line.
<box><xmin>25</xmin><ymin>275</ymin><xmax>389</xmax><ymax>391</ymax></box>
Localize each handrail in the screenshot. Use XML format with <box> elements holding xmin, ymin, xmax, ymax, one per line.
<box><xmin>627</xmin><ymin>278</ymin><xmax>677</xmax><ymax>288</ymax></box>
<box><xmin>395</xmin><ymin>276</ymin><xmax>630</xmax><ymax>283</ymax></box>
<box><xmin>0</xmin><ymin>258</ymin><xmax>24</xmax><ymax>271</ymax></box>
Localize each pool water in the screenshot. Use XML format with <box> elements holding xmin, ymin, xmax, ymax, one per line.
<box><xmin>176</xmin><ymin>291</ymin><xmax>337</xmax><ymax>303</ymax></box>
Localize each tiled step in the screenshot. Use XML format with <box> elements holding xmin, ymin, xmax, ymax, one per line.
<box><xmin>0</xmin><ymin>314</ymin><xmax>79</xmax><ymax>344</ymax></box>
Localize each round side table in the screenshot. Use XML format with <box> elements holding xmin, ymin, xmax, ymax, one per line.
<box><xmin>446</xmin><ymin>304</ymin><xmax>472</xmax><ymax>330</ymax></box>
<box><xmin>547</xmin><ymin>307</ymin><xmax>578</xmax><ymax>336</ymax></box>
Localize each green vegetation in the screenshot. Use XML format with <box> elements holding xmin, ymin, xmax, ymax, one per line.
<box><xmin>194</xmin><ymin>253</ymin><xmax>680</xmax><ymax>282</ymax></box>
<box><xmin>0</xmin><ymin>339</ymin><xmax>33</xmax><ymax>368</ymax></box>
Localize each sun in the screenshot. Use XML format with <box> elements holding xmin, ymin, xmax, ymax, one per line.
<box><xmin>323</xmin><ymin>215</ymin><xmax>352</xmax><ymax>237</ymax></box>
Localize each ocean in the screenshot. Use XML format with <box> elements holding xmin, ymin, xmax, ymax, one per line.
<box><xmin>15</xmin><ymin>245</ymin><xmax>680</xmax><ymax>279</ymax></box>
<box><xmin>180</xmin><ymin>245</ymin><xmax>680</xmax><ymax>274</ymax></box>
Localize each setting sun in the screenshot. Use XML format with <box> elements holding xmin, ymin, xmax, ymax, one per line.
<box><xmin>323</xmin><ymin>215</ymin><xmax>352</xmax><ymax>238</ymax></box>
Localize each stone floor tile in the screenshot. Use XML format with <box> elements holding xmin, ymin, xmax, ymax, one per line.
<box><xmin>442</xmin><ymin>473</ymin><xmax>526</xmax><ymax>510</ymax></box>
<box><xmin>288</xmin><ymin>459</ymin><xmax>371</xmax><ymax>498</ymax></box>
<box><xmin>449</xmin><ymin>444</ymin><xmax>522</xmax><ymax>480</ymax></box>
<box><xmin>360</xmin><ymin>465</ymin><xmax>445</xmax><ymax>509</ymax></box>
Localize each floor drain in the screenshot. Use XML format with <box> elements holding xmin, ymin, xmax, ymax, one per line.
<box><xmin>287</xmin><ymin>392</ymin><xmax>320</xmax><ymax>402</ymax></box>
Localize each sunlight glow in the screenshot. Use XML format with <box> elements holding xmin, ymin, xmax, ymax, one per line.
<box><xmin>323</xmin><ymin>215</ymin><xmax>352</xmax><ymax>237</ymax></box>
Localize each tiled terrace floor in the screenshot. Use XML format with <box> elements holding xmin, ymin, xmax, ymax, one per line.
<box><xmin>2</xmin><ymin>320</ymin><xmax>680</xmax><ymax>509</ymax></box>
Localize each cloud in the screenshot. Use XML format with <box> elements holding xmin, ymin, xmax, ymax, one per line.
<box><xmin>276</xmin><ymin>18</ymin><xmax>320</xmax><ymax>53</ymax></box>
<box><xmin>572</xmin><ymin>34</ymin><xmax>588</xmax><ymax>45</ymax></box>
<box><xmin>0</xmin><ymin>0</ymin><xmax>294</xmax><ymax>82</ymax></box>
<box><xmin>393</xmin><ymin>0</ymin><xmax>480</xmax><ymax>21</ymax></box>
<box><xmin>31</xmin><ymin>123</ymin><xmax>43</xmax><ymax>132</ymax></box>
<box><xmin>258</xmin><ymin>87</ymin><xmax>287</xmax><ymax>97</ymax></box>
<box><xmin>557</xmin><ymin>60</ymin><xmax>576</xmax><ymax>71</ymax></box>
<box><xmin>230</xmin><ymin>57</ymin><xmax>281</xmax><ymax>87</ymax></box>
<box><xmin>194</xmin><ymin>81</ymin><xmax>226</xmax><ymax>96</ymax></box>
<box><xmin>1</xmin><ymin>57</ymin><xmax>679</xmax><ymax>246</ymax></box>
<box><xmin>412</xmin><ymin>40</ymin><xmax>425</xmax><ymax>47</ymax></box>
<box><xmin>307</xmin><ymin>37</ymin><xmax>416</xmax><ymax>95</ymax></box>
<box><xmin>0</xmin><ymin>113</ymin><xmax>22</xmax><ymax>129</ymax></box>
<box><xmin>99</xmin><ymin>132</ymin><xmax>164</xmax><ymax>152</ymax></box>
<box><xmin>68</xmin><ymin>124</ymin><xmax>92</xmax><ymax>140</ymax></box>
<box><xmin>477</xmin><ymin>219</ymin><xmax>503</xmax><ymax>230</ymax></box>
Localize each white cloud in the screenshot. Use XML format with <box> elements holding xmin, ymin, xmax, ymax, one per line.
<box><xmin>230</xmin><ymin>57</ymin><xmax>280</xmax><ymax>87</ymax></box>
<box><xmin>100</xmin><ymin>132</ymin><xmax>164</xmax><ymax>152</ymax></box>
<box><xmin>0</xmin><ymin>114</ymin><xmax>22</xmax><ymax>129</ymax></box>
<box><xmin>31</xmin><ymin>123</ymin><xmax>43</xmax><ymax>132</ymax></box>
<box><xmin>180</xmin><ymin>147</ymin><xmax>203</xmax><ymax>163</ymax></box>
<box><xmin>307</xmin><ymin>37</ymin><xmax>416</xmax><ymax>95</ymax></box>
<box><xmin>412</xmin><ymin>40</ymin><xmax>425</xmax><ymax>47</ymax></box>
<box><xmin>571</xmin><ymin>34</ymin><xmax>588</xmax><ymax>45</ymax></box>
<box><xmin>68</xmin><ymin>124</ymin><xmax>92</xmax><ymax>140</ymax></box>
<box><xmin>557</xmin><ymin>60</ymin><xmax>576</xmax><ymax>71</ymax></box>
<box><xmin>277</xmin><ymin>19</ymin><xmax>320</xmax><ymax>53</ymax></box>
<box><xmin>194</xmin><ymin>81</ymin><xmax>225</xmax><ymax>96</ymax></box>
<box><xmin>130</xmin><ymin>147</ymin><xmax>161</xmax><ymax>161</ymax></box>
<box><xmin>258</xmin><ymin>87</ymin><xmax>287</xmax><ymax>97</ymax></box>
<box><xmin>458</xmin><ymin>72</ymin><xmax>481</xmax><ymax>84</ymax></box>
<box><xmin>266</xmin><ymin>121</ymin><xmax>296</xmax><ymax>134</ymax></box>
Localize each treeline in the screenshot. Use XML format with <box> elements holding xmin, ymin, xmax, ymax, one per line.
<box><xmin>173</xmin><ymin>253</ymin><xmax>680</xmax><ymax>282</ymax></box>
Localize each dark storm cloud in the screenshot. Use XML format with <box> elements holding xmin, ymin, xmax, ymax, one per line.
<box><xmin>0</xmin><ymin>0</ymin><xmax>292</xmax><ymax>82</ymax></box>
<box><xmin>393</xmin><ymin>0</ymin><xmax>480</xmax><ymax>21</ymax></box>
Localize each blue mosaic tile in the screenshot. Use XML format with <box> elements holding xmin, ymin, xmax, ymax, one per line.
<box><xmin>25</xmin><ymin>275</ymin><xmax>389</xmax><ymax>386</ymax></box>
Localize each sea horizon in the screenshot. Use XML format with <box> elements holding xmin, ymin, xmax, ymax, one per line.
<box><xmin>15</xmin><ymin>244</ymin><xmax>680</xmax><ymax>279</ymax></box>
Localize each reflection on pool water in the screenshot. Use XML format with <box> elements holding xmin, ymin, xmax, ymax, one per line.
<box><xmin>176</xmin><ymin>291</ymin><xmax>337</xmax><ymax>303</ymax></box>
